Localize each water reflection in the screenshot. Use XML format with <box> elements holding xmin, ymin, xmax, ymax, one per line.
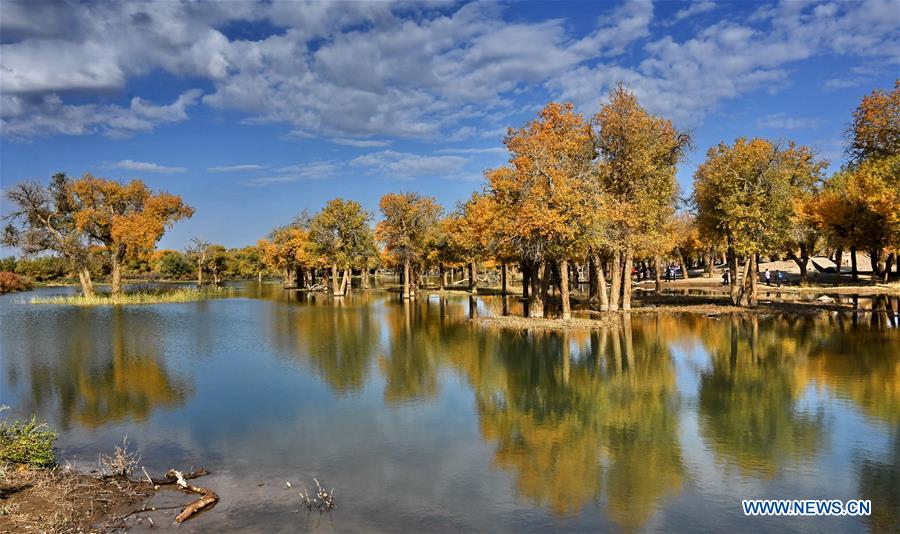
<box><xmin>26</xmin><ymin>306</ymin><xmax>190</xmax><ymax>430</ymax></box>
<box><xmin>1</xmin><ymin>285</ymin><xmax>898</xmax><ymax>532</ymax></box>
<box><xmin>696</xmin><ymin>315</ymin><xmax>825</xmax><ymax>476</ymax></box>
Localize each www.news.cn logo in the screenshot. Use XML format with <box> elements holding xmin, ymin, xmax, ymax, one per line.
<box><xmin>742</xmin><ymin>499</ymin><xmax>872</xmax><ymax>517</ymax></box>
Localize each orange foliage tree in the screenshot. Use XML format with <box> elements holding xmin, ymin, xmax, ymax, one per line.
<box><xmin>68</xmin><ymin>174</ymin><xmax>193</xmax><ymax>295</ymax></box>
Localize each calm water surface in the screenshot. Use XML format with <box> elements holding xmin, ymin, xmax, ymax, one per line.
<box><xmin>1</xmin><ymin>282</ymin><xmax>898</xmax><ymax>532</ymax></box>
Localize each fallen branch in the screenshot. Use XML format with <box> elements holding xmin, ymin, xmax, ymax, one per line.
<box><xmin>148</xmin><ymin>468</ymin><xmax>209</xmax><ymax>486</ymax></box>
<box><xmin>166</xmin><ymin>469</ymin><xmax>219</xmax><ymax>523</ymax></box>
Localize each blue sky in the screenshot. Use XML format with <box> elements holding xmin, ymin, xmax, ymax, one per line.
<box><xmin>1</xmin><ymin>0</ymin><xmax>898</xmax><ymax>251</ymax></box>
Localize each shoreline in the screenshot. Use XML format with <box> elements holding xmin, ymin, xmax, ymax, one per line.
<box><xmin>0</xmin><ymin>466</ymin><xmax>155</xmax><ymax>533</ymax></box>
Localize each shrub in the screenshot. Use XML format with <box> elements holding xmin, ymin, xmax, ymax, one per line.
<box><xmin>0</xmin><ymin>414</ymin><xmax>57</xmax><ymax>468</ymax></box>
<box><xmin>0</xmin><ymin>271</ymin><xmax>33</xmax><ymax>293</ymax></box>
<box><xmin>15</xmin><ymin>256</ymin><xmax>68</xmax><ymax>282</ymax></box>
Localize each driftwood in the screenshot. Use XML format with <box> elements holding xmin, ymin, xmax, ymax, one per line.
<box><xmin>167</xmin><ymin>469</ymin><xmax>219</xmax><ymax>523</ymax></box>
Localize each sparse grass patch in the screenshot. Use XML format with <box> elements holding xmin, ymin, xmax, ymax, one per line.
<box><xmin>31</xmin><ymin>286</ymin><xmax>233</xmax><ymax>305</ymax></box>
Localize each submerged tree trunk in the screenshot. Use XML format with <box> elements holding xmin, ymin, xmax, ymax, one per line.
<box><xmin>469</xmin><ymin>260</ymin><xmax>478</xmax><ymax>294</ymax></box>
<box><xmin>621</xmin><ymin>249</ymin><xmax>633</xmax><ymax>311</ymax></box>
<box><xmin>332</xmin><ymin>262</ymin><xmax>341</xmax><ymax>296</ymax></box>
<box><xmin>529</xmin><ymin>261</ymin><xmax>545</xmax><ymax>318</ymax></box>
<box><xmin>339</xmin><ymin>268</ymin><xmax>350</xmax><ymax>295</ymax></box>
<box><xmin>402</xmin><ymin>259</ymin><xmax>411</xmax><ymax>299</ymax></box>
<box><xmin>850</xmin><ymin>246</ymin><xmax>859</xmax><ymax>280</ymax></box>
<box><xmin>560</xmin><ymin>259</ymin><xmax>571</xmax><ymax>320</ymax></box>
<box><xmin>609</xmin><ymin>252</ymin><xmax>622</xmax><ymax>311</ymax></box>
<box><xmin>362</xmin><ymin>267</ymin><xmax>370</xmax><ymax>290</ymax></box>
<box><xmin>501</xmin><ymin>262</ymin><xmax>508</xmax><ymax>295</ymax></box>
<box><xmin>438</xmin><ymin>263</ymin><xmax>445</xmax><ymax>291</ymax></box>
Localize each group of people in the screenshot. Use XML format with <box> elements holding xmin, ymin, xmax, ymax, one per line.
<box><xmin>631</xmin><ymin>263</ymin><xmax>683</xmax><ymax>282</ymax></box>
<box><xmin>721</xmin><ymin>268</ymin><xmax>784</xmax><ymax>287</ymax></box>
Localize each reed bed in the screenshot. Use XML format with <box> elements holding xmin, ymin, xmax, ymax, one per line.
<box><xmin>31</xmin><ymin>287</ymin><xmax>232</xmax><ymax>305</ymax></box>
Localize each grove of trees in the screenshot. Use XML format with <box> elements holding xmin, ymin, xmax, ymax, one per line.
<box><xmin>4</xmin><ymin>81</ymin><xmax>897</xmax><ymax>313</ymax></box>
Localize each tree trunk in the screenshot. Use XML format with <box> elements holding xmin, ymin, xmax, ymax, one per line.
<box><xmin>609</xmin><ymin>252</ymin><xmax>622</xmax><ymax>311</ymax></box>
<box><xmin>834</xmin><ymin>247</ymin><xmax>843</xmax><ymax>286</ymax></box>
<box><xmin>339</xmin><ymin>268</ymin><xmax>350</xmax><ymax>295</ymax></box>
<box><xmin>728</xmin><ymin>245</ymin><xmax>740</xmax><ymax>305</ymax></box>
<box><xmin>402</xmin><ymin>260</ymin><xmax>411</xmax><ymax>299</ymax></box>
<box><xmin>883</xmin><ymin>253</ymin><xmax>894</xmax><ymax>284</ymax></box>
<box><xmin>110</xmin><ymin>249</ymin><xmax>123</xmax><ymax>295</ymax></box>
<box><xmin>653</xmin><ymin>254</ymin><xmax>662</xmax><ymax>293</ymax></box>
<box><xmin>332</xmin><ymin>262</ymin><xmax>341</xmax><ymax>296</ymax></box>
<box><xmin>749</xmin><ymin>255</ymin><xmax>758</xmax><ymax>305</ymax></box>
<box><xmin>560</xmin><ymin>259</ymin><xmax>571</xmax><ymax>320</ymax></box>
<box><xmin>522</xmin><ymin>261</ymin><xmax>531</xmax><ymax>300</ymax></box>
<box><xmin>258</xmin><ymin>270</ymin><xmax>262</xmax><ymax>283</ymax></box>
<box><xmin>501</xmin><ymin>262</ymin><xmax>508</xmax><ymax>295</ymax></box>
<box><xmin>77</xmin><ymin>264</ymin><xmax>94</xmax><ymax>297</ymax></box>
<box><xmin>196</xmin><ymin>258</ymin><xmax>204</xmax><ymax>287</ymax></box>
<box><xmin>595</xmin><ymin>255</ymin><xmax>608</xmax><ymax>311</ymax></box>
<box><xmin>850</xmin><ymin>246</ymin><xmax>858</xmax><ymax>280</ymax></box>
<box><xmin>870</xmin><ymin>248</ymin><xmax>883</xmax><ymax>283</ymax></box>
<box><xmin>362</xmin><ymin>268</ymin><xmax>370</xmax><ymax>290</ymax></box>
<box><xmin>621</xmin><ymin>249</ymin><xmax>633</xmax><ymax>311</ymax></box>
<box><xmin>470</xmin><ymin>260</ymin><xmax>478</xmax><ymax>295</ymax></box>
<box><xmin>529</xmin><ymin>261</ymin><xmax>544</xmax><ymax>318</ymax></box>
<box><xmin>540</xmin><ymin>260</ymin><xmax>550</xmax><ymax>317</ymax></box>
<box><xmin>588</xmin><ymin>255</ymin><xmax>597</xmax><ymax>301</ymax></box>
<box><xmin>678</xmin><ymin>252</ymin><xmax>689</xmax><ymax>279</ymax></box>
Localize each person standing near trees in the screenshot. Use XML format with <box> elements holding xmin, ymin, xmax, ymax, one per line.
<box><xmin>764</xmin><ymin>268</ymin><xmax>771</xmax><ymax>286</ymax></box>
<box><xmin>776</xmin><ymin>270</ymin><xmax>783</xmax><ymax>287</ymax></box>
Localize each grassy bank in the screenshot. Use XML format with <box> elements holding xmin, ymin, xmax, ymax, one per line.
<box><xmin>31</xmin><ymin>287</ymin><xmax>232</xmax><ymax>305</ymax></box>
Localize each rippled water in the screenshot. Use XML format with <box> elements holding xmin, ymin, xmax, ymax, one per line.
<box><xmin>1</xmin><ymin>282</ymin><xmax>898</xmax><ymax>532</ymax></box>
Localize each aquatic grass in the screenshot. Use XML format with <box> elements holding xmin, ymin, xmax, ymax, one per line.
<box><xmin>31</xmin><ymin>287</ymin><xmax>233</xmax><ymax>305</ymax></box>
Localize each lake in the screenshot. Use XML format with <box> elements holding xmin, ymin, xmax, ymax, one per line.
<box><xmin>1</xmin><ymin>282</ymin><xmax>898</xmax><ymax>532</ymax></box>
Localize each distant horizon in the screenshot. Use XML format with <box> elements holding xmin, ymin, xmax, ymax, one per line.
<box><xmin>2</xmin><ymin>0</ymin><xmax>898</xmax><ymax>254</ymax></box>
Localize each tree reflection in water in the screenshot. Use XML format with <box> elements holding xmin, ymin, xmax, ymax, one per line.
<box><xmin>28</xmin><ymin>307</ymin><xmax>190</xmax><ymax>430</ymax></box>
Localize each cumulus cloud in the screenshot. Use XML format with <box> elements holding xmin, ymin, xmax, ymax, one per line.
<box><xmin>1</xmin><ymin>90</ymin><xmax>202</xmax><ymax>139</ymax></box>
<box><xmin>111</xmin><ymin>159</ymin><xmax>187</xmax><ymax>173</ymax></box>
<box><xmin>351</xmin><ymin>150</ymin><xmax>467</xmax><ymax>179</ymax></box>
<box><xmin>0</xmin><ymin>0</ymin><xmax>896</xmax><ymax>141</ymax></box>
<box><xmin>553</xmin><ymin>0</ymin><xmax>899</xmax><ymax>126</ymax></box>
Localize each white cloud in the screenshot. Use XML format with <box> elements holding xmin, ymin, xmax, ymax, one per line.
<box><xmin>111</xmin><ymin>159</ymin><xmax>187</xmax><ymax>173</ymax></box>
<box><xmin>553</xmin><ymin>0</ymin><xmax>899</xmax><ymax>126</ymax></box>
<box><xmin>329</xmin><ymin>138</ymin><xmax>392</xmax><ymax>148</ymax></box>
<box><xmin>351</xmin><ymin>150</ymin><xmax>467</xmax><ymax>179</ymax></box>
<box><xmin>0</xmin><ymin>0</ymin><xmax>896</xmax><ymax>141</ymax></box>
<box><xmin>1</xmin><ymin>90</ymin><xmax>201</xmax><ymax>139</ymax></box>
<box><xmin>246</xmin><ymin>161</ymin><xmax>338</xmax><ymax>186</ymax></box>
<box><xmin>437</xmin><ymin>147</ymin><xmax>506</xmax><ymax>155</ymax></box>
<box><xmin>207</xmin><ymin>164</ymin><xmax>268</xmax><ymax>172</ymax></box>
<box><xmin>755</xmin><ymin>113</ymin><xmax>824</xmax><ymax>130</ymax></box>
<box><xmin>672</xmin><ymin>1</ymin><xmax>717</xmax><ymax>23</ymax></box>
